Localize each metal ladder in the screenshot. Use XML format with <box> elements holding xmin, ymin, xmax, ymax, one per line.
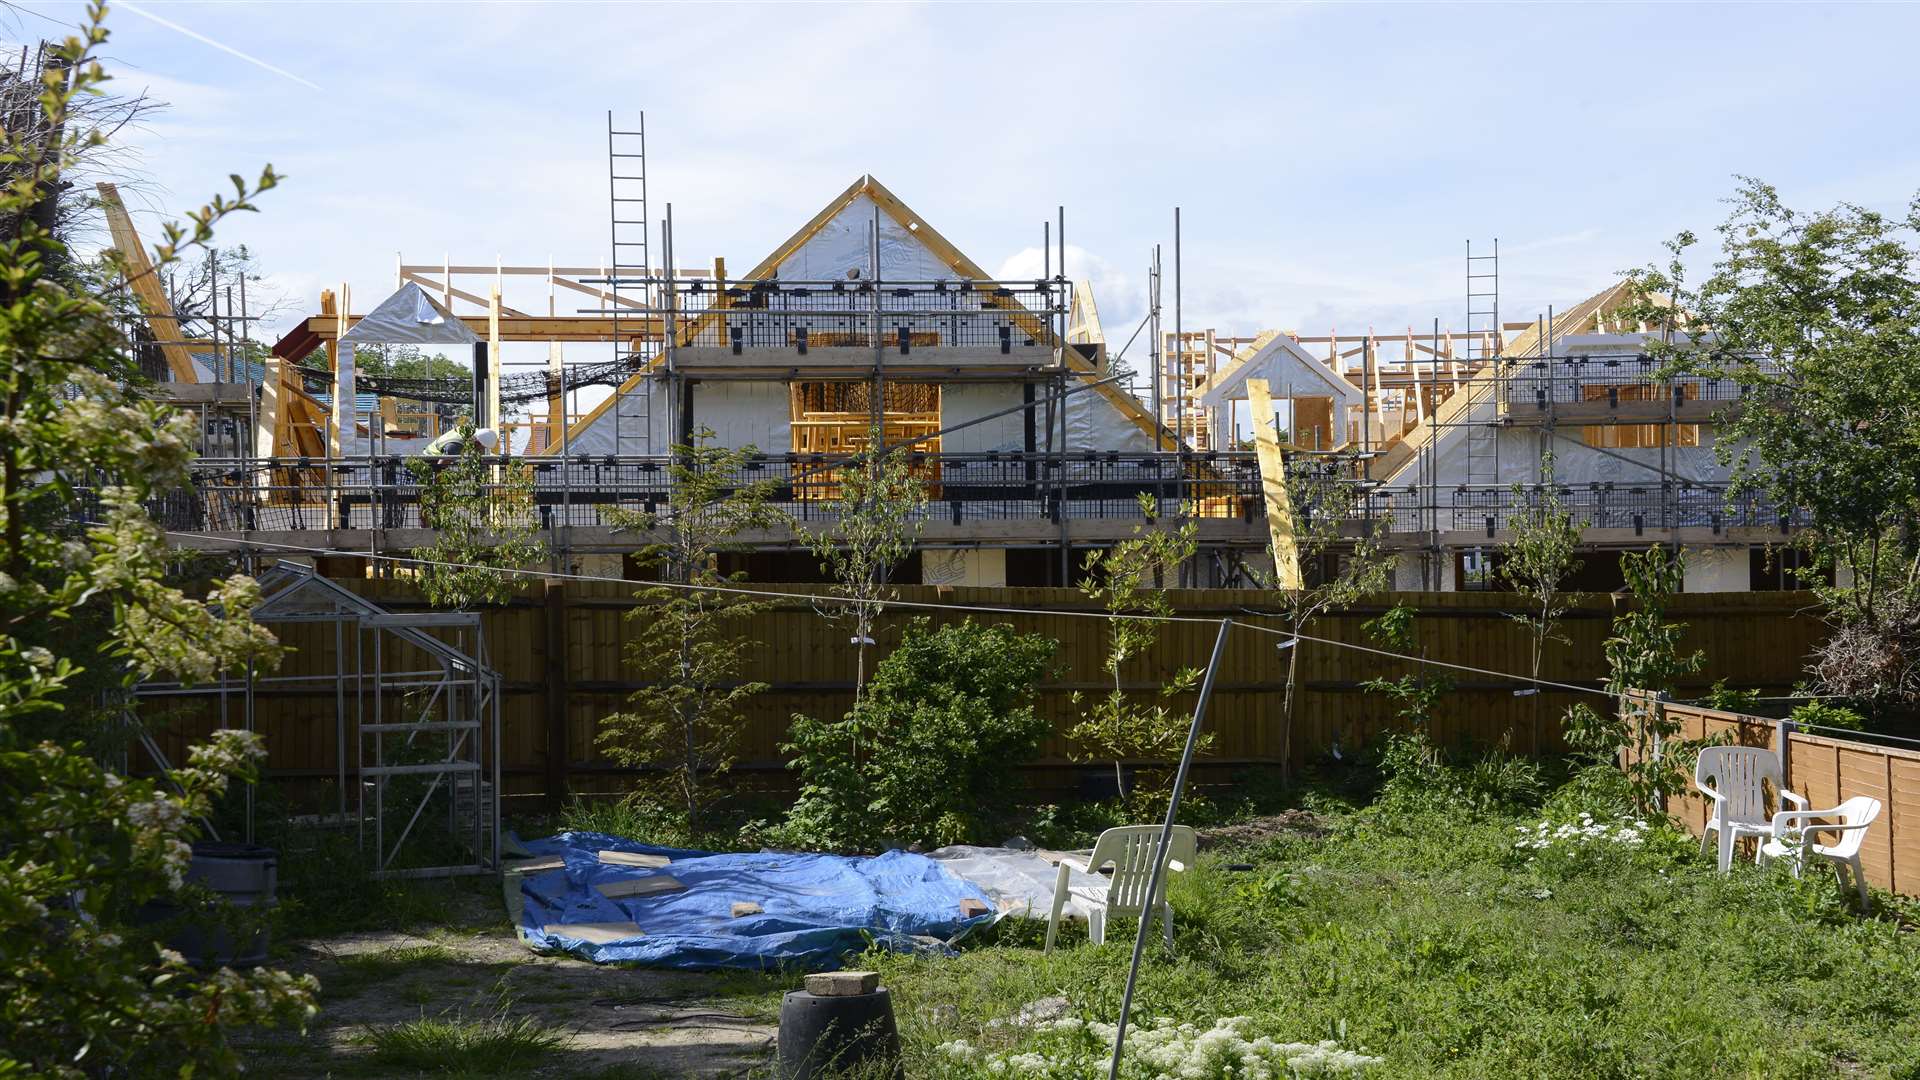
<box><xmin>1464</xmin><ymin>239</ymin><xmax>1501</xmax><ymax>487</ymax></box>
<box><xmin>607</xmin><ymin>111</ymin><xmax>652</xmax><ymax>454</ymax></box>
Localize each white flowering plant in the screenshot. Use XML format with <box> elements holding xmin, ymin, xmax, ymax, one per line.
<box><xmin>936</xmin><ymin>1015</ymin><xmax>1380</xmax><ymax>1079</ymax></box>
<box><xmin>0</xmin><ymin>5</ymin><xmax>315</xmax><ymax>1075</ymax></box>
<box><xmin>1508</xmin><ymin>812</ymin><xmax>1681</xmax><ymax>878</ymax></box>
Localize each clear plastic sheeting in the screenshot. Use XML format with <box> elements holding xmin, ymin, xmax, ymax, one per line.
<box><xmin>1064</xmin><ymin>385</ymin><xmax>1156</xmax><ymax>452</ymax></box>
<box><xmin>337</xmin><ymin>282</ymin><xmax>478</xmax><ymax>347</ymax></box>
<box><xmin>925</xmin><ymin>845</ymin><xmax>1108</xmax><ymax>921</ymax></box>
<box><xmin>513</xmin><ymin>832</ymin><xmax>993</xmax><ymax>971</ymax></box>
<box><xmin>563</xmin><ymin>382</ymin><xmax>669</xmax><ymax>456</ymax></box>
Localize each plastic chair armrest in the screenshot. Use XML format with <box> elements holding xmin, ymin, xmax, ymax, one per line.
<box><xmin>1770</xmin><ymin>811</ymin><xmax>1871</xmax><ymax>839</ymax></box>
<box><xmin>1780</xmin><ymin>789</ymin><xmax>1808</xmax><ymax>810</ymax></box>
<box><xmin>1696</xmin><ymin>781</ymin><xmax>1725</xmax><ymax>803</ymax></box>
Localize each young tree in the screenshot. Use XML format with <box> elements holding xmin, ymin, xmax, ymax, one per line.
<box><xmin>801</xmin><ymin>431</ymin><xmax>927</xmax><ymax>700</ymax></box>
<box><xmin>1623</xmin><ymin>178</ymin><xmax>1920</xmax><ymax>713</ymax></box>
<box><xmin>1065</xmin><ymin>494</ymin><xmax>1208</xmax><ymax>810</ymax></box>
<box><xmin>1498</xmin><ymin>452</ymin><xmax>1580</xmax><ymax>752</ymax></box>
<box><xmin>407</xmin><ymin>421</ymin><xmax>546</xmax><ymax>609</ymax></box>
<box><xmin>598</xmin><ymin>431</ymin><xmax>781</xmax><ymax>825</ymax></box>
<box><xmin>1563</xmin><ymin>547</ymin><xmax>1707</xmax><ymax>814</ymax></box>
<box><xmin>1359</xmin><ymin>604</ymin><xmax>1454</xmax><ymax>766</ymax></box>
<box><xmin>0</xmin><ymin>8</ymin><xmax>316</xmax><ymax>1073</ymax></box>
<box><xmin>1260</xmin><ymin>460</ymin><xmax>1394</xmax><ymax>775</ymax></box>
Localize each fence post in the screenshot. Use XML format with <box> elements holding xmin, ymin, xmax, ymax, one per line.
<box><xmin>544</xmin><ymin>579</ymin><xmax>570</xmax><ymax>811</ymax></box>
<box><xmin>1774</xmin><ymin>716</ymin><xmax>1792</xmax><ymax>789</ymax></box>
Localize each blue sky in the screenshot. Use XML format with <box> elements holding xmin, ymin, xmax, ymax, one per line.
<box><xmin>12</xmin><ymin>0</ymin><xmax>1920</xmax><ymax>357</ymax></box>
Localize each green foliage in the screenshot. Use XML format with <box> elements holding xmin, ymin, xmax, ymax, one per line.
<box><xmin>1561</xmin><ymin>548</ymin><xmax>1712</xmax><ymax>815</ymax></box>
<box><xmin>406</xmin><ymin>421</ymin><xmax>547</xmax><ymax>608</ymax></box>
<box><xmin>1603</xmin><ymin>548</ymin><xmax>1704</xmax><ymax>699</ymax></box>
<box><xmin>0</xmin><ymin>9</ymin><xmax>316</xmax><ymax>1075</ymax></box>
<box><xmin>775</xmin><ymin>618</ymin><xmax>1056</xmax><ymax>851</ymax></box>
<box><xmin>1623</xmin><ymin>177</ymin><xmax>1920</xmax><ymax>710</ymax></box>
<box><xmin>869</xmin><ymin>773</ymin><xmax>1920</xmax><ymax>1080</ymax></box>
<box><xmin>1499</xmin><ymin>452</ymin><xmax>1579</xmax><ymax>750</ymax></box>
<box><xmin>801</xmin><ymin>432</ymin><xmax>929</xmax><ymax>699</ymax></box>
<box><xmin>357</xmin><ymin>1008</ymin><xmax>569</xmax><ymax>1074</ymax></box>
<box><xmin>1789</xmin><ymin>698</ymin><xmax>1867</xmax><ymax>734</ymax></box>
<box><xmin>1360</xmin><ymin>604</ymin><xmax>1469</xmax><ymax>810</ymax></box>
<box><xmin>1700</xmin><ymin>678</ymin><xmax>1762</xmax><ymax>713</ymax></box>
<box><xmin>1374</xmin><ymin>735</ymin><xmax>1546</xmax><ymax>821</ymax></box>
<box><xmin>1359</xmin><ymin>605</ymin><xmax>1453</xmax><ymax>753</ymax></box>
<box><xmin>599</xmin><ymin>430</ymin><xmax>781</xmax><ymax>823</ymax></box>
<box><xmin>356</xmin><ymin>342</ymin><xmax>470</xmax><ymax>381</ymax></box>
<box><xmin>1065</xmin><ymin>494</ymin><xmax>1207</xmax><ymax>814</ymax></box>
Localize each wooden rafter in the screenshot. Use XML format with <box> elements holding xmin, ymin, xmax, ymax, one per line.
<box><xmin>96</xmin><ymin>182</ymin><xmax>198</xmax><ymax>383</ymax></box>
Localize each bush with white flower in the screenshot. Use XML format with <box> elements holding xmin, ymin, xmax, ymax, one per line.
<box><xmin>937</xmin><ymin>1016</ymin><xmax>1380</xmax><ymax>1079</ymax></box>
<box><xmin>0</xmin><ymin>8</ymin><xmax>315</xmax><ymax>1076</ymax></box>
<box><xmin>1514</xmin><ymin>812</ymin><xmax>1650</xmax><ymax>854</ymax></box>
<box><xmin>1509</xmin><ymin>811</ymin><xmax>1672</xmax><ymax>878</ymax></box>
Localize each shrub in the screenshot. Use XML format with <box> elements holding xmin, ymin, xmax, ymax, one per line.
<box><xmin>1790</xmin><ymin>698</ymin><xmax>1867</xmax><ymax>733</ymax></box>
<box><xmin>775</xmin><ymin>619</ymin><xmax>1056</xmax><ymax>850</ymax></box>
<box><xmin>1375</xmin><ymin>733</ymin><xmax>1545</xmax><ymax>820</ymax></box>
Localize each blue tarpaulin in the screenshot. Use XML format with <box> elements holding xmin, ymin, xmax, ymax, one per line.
<box><xmin>513</xmin><ymin>832</ymin><xmax>994</xmax><ymax>971</ymax></box>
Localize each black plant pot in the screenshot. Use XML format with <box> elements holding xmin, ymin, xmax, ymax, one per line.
<box><xmin>140</xmin><ymin>842</ymin><xmax>278</xmax><ymax>969</ymax></box>
<box><xmin>1077</xmin><ymin>765</ymin><xmax>1137</xmax><ymax>802</ymax></box>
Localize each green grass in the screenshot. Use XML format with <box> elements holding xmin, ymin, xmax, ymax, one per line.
<box><xmin>321</xmin><ymin>943</ymin><xmax>461</xmax><ymax>1001</ymax></box>
<box><xmin>356</xmin><ymin>1010</ymin><xmax>569</xmax><ymax>1076</ymax></box>
<box><xmin>854</xmin><ymin>764</ymin><xmax>1920</xmax><ymax>1079</ymax></box>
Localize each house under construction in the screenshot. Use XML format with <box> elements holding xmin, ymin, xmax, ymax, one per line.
<box><xmin>112</xmin><ymin>127</ymin><xmax>1807</xmax><ymax>593</ymax></box>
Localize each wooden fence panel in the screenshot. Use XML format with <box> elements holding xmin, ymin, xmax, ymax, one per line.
<box><xmin>178</xmin><ymin>582</ymin><xmax>1832</xmax><ymax>805</ymax></box>
<box><xmin>1629</xmin><ymin>696</ymin><xmax>1920</xmax><ymax>896</ymax></box>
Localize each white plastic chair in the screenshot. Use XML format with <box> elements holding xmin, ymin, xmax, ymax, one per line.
<box><xmin>1694</xmin><ymin>746</ymin><xmax>1805</xmax><ymax>873</ymax></box>
<box><xmin>1044</xmin><ymin>825</ymin><xmax>1194</xmax><ymax>954</ymax></box>
<box><xmin>1758</xmin><ymin>795</ymin><xmax>1882</xmax><ymax>906</ymax></box>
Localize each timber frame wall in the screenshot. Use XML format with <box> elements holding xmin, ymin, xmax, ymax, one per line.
<box><xmin>142</xmin><ymin>585</ymin><xmax>1831</xmax><ymax>813</ymax></box>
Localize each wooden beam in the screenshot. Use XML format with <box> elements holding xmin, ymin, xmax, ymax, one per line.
<box><xmin>298</xmin><ymin>313</ymin><xmax>661</xmax><ymax>342</ymax></box>
<box><xmin>96</xmin><ymin>182</ymin><xmax>198</xmax><ymax>383</ymax></box>
<box><xmin>330</xmin><ymin>283</ymin><xmax>352</xmax><ymax>461</ymax></box>
<box><xmin>400</xmin><ymin>263</ymin><xmax>712</xmax><ymax>278</ymax></box>
<box><xmin>549</xmin><ymin>274</ymin><xmax>648</xmax><ymax>311</ymax></box>
<box><xmin>1247</xmin><ymin>378</ymin><xmax>1302</xmax><ymax>590</ymax></box>
<box><xmin>401</xmin><ymin>271</ymin><xmax>532</xmax><ymax>318</ymax></box>
<box><xmin>487</xmin><ymin>284</ymin><xmax>502</xmax><ymax>431</ymax></box>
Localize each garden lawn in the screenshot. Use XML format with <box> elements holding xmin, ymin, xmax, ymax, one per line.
<box><xmin>862</xmin><ymin>787</ymin><xmax>1920</xmax><ymax>1079</ymax></box>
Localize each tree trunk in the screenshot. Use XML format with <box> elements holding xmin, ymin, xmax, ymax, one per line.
<box><xmin>1281</xmin><ymin>626</ymin><xmax>1302</xmax><ymax>778</ymax></box>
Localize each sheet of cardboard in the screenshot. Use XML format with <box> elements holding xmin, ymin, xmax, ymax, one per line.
<box><xmin>597</xmin><ymin>850</ymin><xmax>671</xmax><ymax>868</ymax></box>
<box><xmin>542</xmin><ymin>921</ymin><xmax>644</xmax><ymax>944</ymax></box>
<box><xmin>596</xmin><ymin>874</ymin><xmax>687</xmax><ymax>900</ymax></box>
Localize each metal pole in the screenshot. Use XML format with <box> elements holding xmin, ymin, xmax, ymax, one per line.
<box><xmin>869</xmin><ymin>208</ymin><xmax>882</xmax><ymax>449</ymax></box>
<box><xmin>1108</xmin><ymin>617</ymin><xmax>1234</xmax><ymax>1080</ymax></box>
<box><xmin>1149</xmin><ymin>246</ymin><xmax>1162</xmax><ymax>428</ymax></box>
<box><xmin>1173</xmin><ymin>209</ymin><xmax>1184</xmax><ymax>510</ymax></box>
<box><xmin>663</xmin><ymin>205</ymin><xmax>678</xmax><ymax>449</ymax></box>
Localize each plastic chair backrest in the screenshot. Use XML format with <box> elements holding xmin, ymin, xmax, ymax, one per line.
<box><xmin>1825</xmin><ymin>796</ymin><xmax>1883</xmax><ymax>858</ymax></box>
<box><xmin>1086</xmin><ymin>825</ymin><xmax>1196</xmax><ymax>913</ymax></box>
<box><xmin>1695</xmin><ymin>746</ymin><xmax>1781</xmax><ymax>824</ymax></box>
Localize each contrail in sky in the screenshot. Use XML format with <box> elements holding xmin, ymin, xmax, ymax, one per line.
<box><xmin>118</xmin><ymin>1</ymin><xmax>322</xmax><ymax>92</ymax></box>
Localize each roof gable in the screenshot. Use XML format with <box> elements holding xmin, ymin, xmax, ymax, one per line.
<box><xmin>557</xmin><ymin>176</ymin><xmax>1181</xmax><ymax>451</ymax></box>
<box><xmin>1196</xmin><ymin>331</ymin><xmax>1363</xmax><ymax>407</ymax></box>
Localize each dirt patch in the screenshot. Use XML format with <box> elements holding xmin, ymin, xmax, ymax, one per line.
<box><xmin>249</xmin><ymin>923</ymin><xmax>785</xmax><ymax>1077</ymax></box>
<box><xmin>1197</xmin><ymin>809</ymin><xmax>1331</xmax><ymax>850</ymax></box>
